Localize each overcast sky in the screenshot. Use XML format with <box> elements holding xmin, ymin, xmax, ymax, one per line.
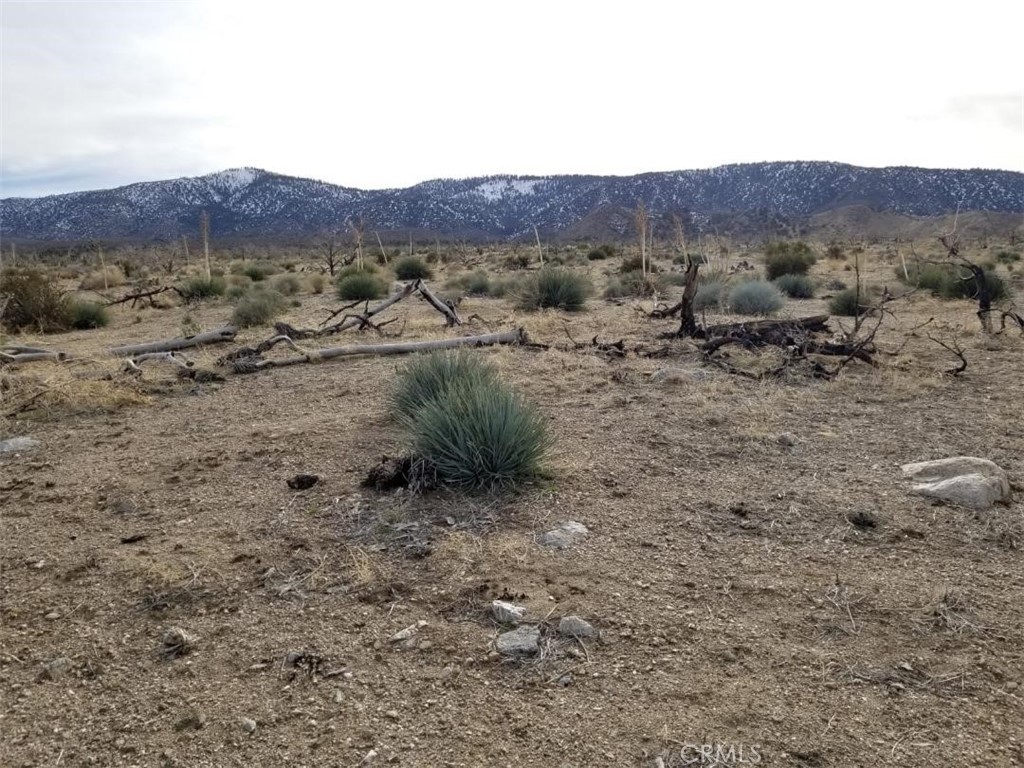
<box><xmin>1</xmin><ymin>0</ymin><xmax>1021</xmax><ymax>198</ymax></box>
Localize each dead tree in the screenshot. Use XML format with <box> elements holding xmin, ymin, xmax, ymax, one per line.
<box><xmin>938</xmin><ymin>233</ymin><xmax>994</xmax><ymax>333</ymax></box>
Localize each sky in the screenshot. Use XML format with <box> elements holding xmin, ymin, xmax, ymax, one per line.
<box><xmin>1</xmin><ymin>0</ymin><xmax>1022</xmax><ymax>198</ymax></box>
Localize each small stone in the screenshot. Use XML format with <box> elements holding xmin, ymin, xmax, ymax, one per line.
<box><xmin>240</xmin><ymin>717</ymin><xmax>257</xmax><ymax>734</ymax></box>
<box><xmin>558</xmin><ymin>615</ymin><xmax>597</xmax><ymax>638</ymax></box>
<box><xmin>286</xmin><ymin>474</ymin><xmax>319</xmax><ymax>490</ymax></box>
<box><xmin>0</xmin><ymin>436</ymin><xmax>39</xmax><ymax>454</ymax></box>
<box><xmin>495</xmin><ymin>626</ymin><xmax>541</xmax><ymax>655</ymax></box>
<box><xmin>333</xmin><ymin>690</ymin><xmax>345</xmax><ymax>704</ymax></box>
<box><xmin>173</xmin><ymin>709</ymin><xmax>206</xmax><ymax>732</ymax></box>
<box><xmin>385</xmin><ymin>709</ymin><xmax>400</xmax><ymax>720</ymax></box>
<box><xmin>44</xmin><ymin>612</ymin><xmax>61</xmax><ymax>621</ymax></box>
<box><xmin>538</xmin><ymin>520</ymin><xmax>589</xmax><ymax>549</ymax></box>
<box><xmin>161</xmin><ymin>627</ymin><xmax>196</xmax><ymax>658</ymax></box>
<box><xmin>389</xmin><ymin>619</ymin><xmax>427</xmax><ymax>643</ymax></box>
<box><xmin>36</xmin><ymin>657</ymin><xmax>73</xmax><ymax>682</ymax></box>
<box><xmin>900</xmin><ymin>456</ymin><xmax>1011</xmax><ymax>510</ymax></box>
<box><xmin>777</xmin><ymin>433</ymin><xmax>797</xmax><ymax>447</ymax></box>
<box><xmin>491</xmin><ymin>600</ymin><xmax>526</xmax><ymax>625</ymax></box>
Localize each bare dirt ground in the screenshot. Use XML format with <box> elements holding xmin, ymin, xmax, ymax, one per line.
<box><xmin>2</xmin><ymin>247</ymin><xmax>1022</xmax><ymax>767</ymax></box>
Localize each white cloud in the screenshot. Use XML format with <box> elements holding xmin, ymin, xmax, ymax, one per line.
<box><xmin>2</xmin><ymin>0</ymin><xmax>1022</xmax><ymax>197</ymax></box>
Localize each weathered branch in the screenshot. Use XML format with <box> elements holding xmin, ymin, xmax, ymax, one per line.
<box><xmin>1</xmin><ymin>326</ymin><xmax>237</xmax><ymax>366</ymax></box>
<box><xmin>228</xmin><ymin>329</ymin><xmax>527</xmax><ymax>374</ymax></box>
<box><xmin>415</xmin><ymin>279</ymin><xmax>462</xmax><ymax>326</ymax></box>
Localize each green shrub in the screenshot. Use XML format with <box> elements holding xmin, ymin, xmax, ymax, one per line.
<box><xmin>657</xmin><ymin>272</ymin><xmax>692</xmax><ymax>288</ymax></box>
<box><xmin>0</xmin><ymin>269</ymin><xmax>71</xmax><ymax>332</ymax></box>
<box><xmin>587</xmin><ymin>244</ymin><xmax>617</xmax><ymax>261</ymax></box>
<box><xmin>824</xmin><ymin>243</ymin><xmax>845</xmax><ymax>260</ymax></box>
<box><xmin>271</xmin><ymin>273</ymin><xmax>302</xmax><ymax>296</ymax></box>
<box><xmin>517</xmin><ymin>268</ymin><xmax>591</xmax><ymax>311</ymax></box>
<box><xmin>394</xmin><ymin>256</ymin><xmax>434</xmax><ymax>280</ymax></box>
<box><xmin>402</xmin><ymin>375</ymin><xmax>551</xmax><ymax>491</ymax></box>
<box><xmin>231</xmin><ymin>261</ymin><xmax>278</xmax><ymax>282</ymax></box>
<box><xmin>828</xmin><ymin>288</ymin><xmax>868</xmax><ymax>317</ymax></box>
<box><xmin>764</xmin><ymin>241</ymin><xmax>816</xmax><ymax>280</ymax></box>
<box><xmin>620</xmin><ymin>255</ymin><xmax>660</xmax><ymax>274</ymax></box>
<box><xmin>337</xmin><ymin>271</ymin><xmax>387</xmax><ymax>301</ymax></box>
<box><xmin>337</xmin><ymin>262</ymin><xmax>380</xmax><ymax>279</ymax></box>
<box><xmin>773</xmin><ymin>274</ymin><xmax>816</xmax><ymax>299</ymax></box>
<box><xmin>899</xmin><ymin>263</ymin><xmax>1008</xmax><ymax>301</ymax></box>
<box><xmin>694</xmin><ymin>280</ymin><xmax>727</xmax><ymax>312</ymax></box>
<box><xmin>231</xmin><ymin>288</ymin><xmax>285</xmax><ymax>327</ymax></box>
<box><xmin>504</xmin><ymin>253</ymin><xmax>531</xmax><ymax>270</ymax></box>
<box><xmin>446</xmin><ymin>269</ymin><xmax>494</xmax><ymax>297</ymax></box>
<box><xmin>995</xmin><ymin>250</ymin><xmax>1020</xmax><ymax>265</ymax></box>
<box><xmin>389</xmin><ymin>350</ymin><xmax>500</xmax><ymax>420</ymax></box>
<box><xmin>824</xmin><ymin>278</ymin><xmax>848</xmax><ymax>291</ymax></box>
<box><xmin>69</xmin><ymin>300</ymin><xmax>110</xmax><ymax>329</ymax></box>
<box><xmin>177</xmin><ymin>275</ymin><xmax>226</xmax><ymax>301</ymax></box>
<box><xmin>728</xmin><ymin>280</ymin><xmax>784</xmax><ymax>316</ymax></box>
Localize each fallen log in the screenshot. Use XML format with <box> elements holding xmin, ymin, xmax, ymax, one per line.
<box><xmin>703</xmin><ymin>315</ymin><xmax>830</xmax><ymax>337</ymax></box>
<box><xmin>228</xmin><ymin>328</ymin><xmax>527</xmax><ymax>373</ymax></box>
<box><xmin>415</xmin><ymin>279</ymin><xmax>462</xmax><ymax>326</ymax></box>
<box><xmin>107</xmin><ymin>326</ymin><xmax>237</xmax><ymax>357</ymax></box>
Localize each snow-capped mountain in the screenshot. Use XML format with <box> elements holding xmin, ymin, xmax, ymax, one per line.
<box><xmin>2</xmin><ymin>162</ymin><xmax>1021</xmax><ymax>241</ymax></box>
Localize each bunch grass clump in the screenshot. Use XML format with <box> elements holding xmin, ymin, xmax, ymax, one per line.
<box><xmin>516</xmin><ymin>267</ymin><xmax>591</xmax><ymax>311</ymax></box>
<box><xmin>728</xmin><ymin>280</ymin><xmax>784</xmax><ymax>316</ymax></box>
<box><xmin>177</xmin><ymin>275</ymin><xmax>226</xmax><ymax>302</ymax></box>
<box><xmin>337</xmin><ymin>270</ymin><xmax>387</xmax><ymax>301</ymax></box>
<box><xmin>79</xmin><ymin>266</ymin><xmax>126</xmax><ymax>290</ymax></box>
<box><xmin>764</xmin><ymin>241</ymin><xmax>816</xmax><ymax>280</ymax></box>
<box><xmin>231</xmin><ymin>261</ymin><xmax>278</xmax><ymax>282</ymax></box>
<box><xmin>773</xmin><ymin>273</ymin><xmax>816</xmax><ymax>299</ymax></box>
<box><xmin>828</xmin><ymin>287</ymin><xmax>868</xmax><ymax>317</ymax></box>
<box><xmin>693</xmin><ymin>279</ymin><xmax>727</xmax><ymax>312</ymax></box>
<box><xmin>271</xmin><ymin>273</ymin><xmax>302</xmax><ymax>296</ymax></box>
<box><xmin>393</xmin><ymin>256</ymin><xmax>434</xmax><ymax>281</ymax></box>
<box><xmin>69</xmin><ymin>300</ymin><xmax>110</xmax><ymax>329</ymax></box>
<box><xmin>898</xmin><ymin>263</ymin><xmax>1007</xmax><ymax>301</ymax></box>
<box><xmin>231</xmin><ymin>287</ymin><xmax>285</xmax><ymax>327</ymax></box>
<box><xmin>390</xmin><ymin>351</ymin><xmax>550</xmax><ymax>492</ymax></box>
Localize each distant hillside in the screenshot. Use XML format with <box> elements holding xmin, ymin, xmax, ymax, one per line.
<box><xmin>2</xmin><ymin>162</ymin><xmax>1021</xmax><ymax>242</ymax></box>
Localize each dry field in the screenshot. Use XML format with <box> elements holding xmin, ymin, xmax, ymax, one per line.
<box><xmin>1</xmin><ymin>243</ymin><xmax>1022</xmax><ymax>767</ymax></box>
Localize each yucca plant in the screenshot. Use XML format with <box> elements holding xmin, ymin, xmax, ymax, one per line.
<box><xmin>389</xmin><ymin>350</ymin><xmax>499</xmax><ymax>420</ymax></box>
<box><xmin>404</xmin><ymin>379</ymin><xmax>551</xmax><ymax>491</ymax></box>
<box><xmin>516</xmin><ymin>267</ymin><xmax>591</xmax><ymax>311</ymax></box>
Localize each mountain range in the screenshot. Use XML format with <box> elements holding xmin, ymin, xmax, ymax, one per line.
<box><xmin>2</xmin><ymin>162</ymin><xmax>1021</xmax><ymax>242</ymax></box>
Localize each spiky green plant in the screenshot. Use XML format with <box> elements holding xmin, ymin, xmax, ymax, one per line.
<box><xmin>393</xmin><ymin>256</ymin><xmax>434</xmax><ymax>280</ymax></box>
<box><xmin>728</xmin><ymin>280</ymin><xmax>784</xmax><ymax>316</ymax></box>
<box><xmin>337</xmin><ymin>271</ymin><xmax>387</xmax><ymax>301</ymax></box>
<box><xmin>389</xmin><ymin>350</ymin><xmax>499</xmax><ymax>420</ymax></box>
<box><xmin>773</xmin><ymin>273</ymin><xmax>816</xmax><ymax>298</ymax></box>
<box><xmin>517</xmin><ymin>268</ymin><xmax>591</xmax><ymax>311</ymax></box>
<box><xmin>177</xmin><ymin>275</ymin><xmax>226</xmax><ymax>301</ymax></box>
<box><xmin>69</xmin><ymin>300</ymin><xmax>110</xmax><ymax>329</ymax></box>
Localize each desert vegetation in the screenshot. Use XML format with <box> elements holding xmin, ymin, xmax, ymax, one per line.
<box><xmin>1</xmin><ymin>227</ymin><xmax>1021</xmax><ymax>767</ymax></box>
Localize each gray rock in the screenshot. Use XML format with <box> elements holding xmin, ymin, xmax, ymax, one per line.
<box><xmin>901</xmin><ymin>457</ymin><xmax>1011</xmax><ymax>509</ymax></box>
<box><xmin>36</xmin><ymin>657</ymin><xmax>73</xmax><ymax>682</ymax></box>
<box><xmin>240</xmin><ymin>717</ymin><xmax>257</xmax><ymax>734</ymax></box>
<box><xmin>491</xmin><ymin>600</ymin><xmax>526</xmax><ymax>625</ymax></box>
<box><xmin>495</xmin><ymin>626</ymin><xmax>540</xmax><ymax>655</ymax></box>
<box><xmin>558</xmin><ymin>615</ymin><xmax>597</xmax><ymax>638</ymax></box>
<box><xmin>777</xmin><ymin>433</ymin><xmax>797</xmax><ymax>448</ymax></box>
<box><xmin>651</xmin><ymin>368</ymin><xmax>709</xmax><ymax>384</ymax></box>
<box><xmin>0</xmin><ymin>437</ymin><xmax>39</xmax><ymax>455</ymax></box>
<box><xmin>538</xmin><ymin>520</ymin><xmax>589</xmax><ymax>549</ymax></box>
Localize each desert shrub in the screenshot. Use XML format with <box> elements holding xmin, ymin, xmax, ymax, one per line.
<box><xmin>177</xmin><ymin>275</ymin><xmax>226</xmax><ymax>302</ymax></box>
<box><xmin>504</xmin><ymin>253</ymin><xmax>531</xmax><ymax>270</ymax></box>
<box><xmin>828</xmin><ymin>288</ymin><xmax>868</xmax><ymax>316</ymax></box>
<box><xmin>728</xmin><ymin>280</ymin><xmax>784</xmax><ymax>316</ymax></box>
<box><xmin>308</xmin><ymin>273</ymin><xmax>327</xmax><ymax>294</ymax></box>
<box><xmin>673</xmin><ymin>253</ymin><xmax>707</xmax><ymax>265</ymax></box>
<box><xmin>995</xmin><ymin>250</ymin><xmax>1020</xmax><ymax>265</ymax></box>
<box><xmin>603</xmin><ymin>270</ymin><xmax>657</xmax><ymax>299</ymax></box>
<box><xmin>389</xmin><ymin>350</ymin><xmax>500</xmax><ymax>420</ymax></box>
<box><xmin>773</xmin><ymin>273</ymin><xmax>816</xmax><ymax>298</ymax></box>
<box><xmin>69</xmin><ymin>300</ymin><xmax>110</xmax><ymax>329</ymax></box>
<box><xmin>337</xmin><ymin>271</ymin><xmax>387</xmax><ymax>301</ymax></box>
<box><xmin>231</xmin><ymin>288</ymin><xmax>285</xmax><ymax>327</ymax></box>
<box><xmin>232</xmin><ymin>261</ymin><xmax>277</xmax><ymax>282</ymax></box>
<box><xmin>764</xmin><ymin>241</ymin><xmax>816</xmax><ymax>279</ymax></box>
<box><xmin>337</xmin><ymin>262</ymin><xmax>380</xmax><ymax>279</ymax></box>
<box><xmin>657</xmin><ymin>272</ymin><xmax>692</xmax><ymax>288</ymax></box>
<box><xmin>271</xmin><ymin>273</ymin><xmax>302</xmax><ymax>296</ymax></box>
<box><xmin>447</xmin><ymin>269</ymin><xmax>493</xmax><ymax>297</ymax></box>
<box><xmin>620</xmin><ymin>255</ymin><xmax>660</xmax><ymax>274</ymax></box>
<box><xmin>393</xmin><ymin>358</ymin><xmax>550</xmax><ymax>491</ymax></box>
<box><xmin>0</xmin><ymin>269</ymin><xmax>71</xmax><ymax>332</ymax></box>
<box><xmin>824</xmin><ymin>243</ymin><xmax>845</xmax><ymax>260</ymax></box>
<box><xmin>394</xmin><ymin>256</ymin><xmax>434</xmax><ymax>280</ymax></box>
<box><xmin>587</xmin><ymin>244</ymin><xmax>617</xmax><ymax>261</ymax></box>
<box><xmin>693</xmin><ymin>280</ymin><xmax>727</xmax><ymax>311</ymax></box>
<box><xmin>516</xmin><ymin>268</ymin><xmax>591</xmax><ymax>311</ymax></box>
<box><xmin>824</xmin><ymin>278</ymin><xmax>848</xmax><ymax>291</ymax></box>
<box><xmin>899</xmin><ymin>263</ymin><xmax>1008</xmax><ymax>301</ymax></box>
<box><xmin>79</xmin><ymin>265</ymin><xmax>126</xmax><ymax>290</ymax></box>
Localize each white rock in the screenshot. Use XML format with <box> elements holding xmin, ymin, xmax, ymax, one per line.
<box><xmin>538</xmin><ymin>520</ymin><xmax>589</xmax><ymax>548</ymax></box>
<box><xmin>389</xmin><ymin>619</ymin><xmax>427</xmax><ymax>643</ymax></box>
<box><xmin>491</xmin><ymin>600</ymin><xmax>526</xmax><ymax>625</ymax></box>
<box><xmin>0</xmin><ymin>436</ymin><xmax>39</xmax><ymax>454</ymax></box>
<box><xmin>241</xmin><ymin>717</ymin><xmax>257</xmax><ymax>734</ymax></box>
<box><xmin>901</xmin><ymin>457</ymin><xmax>1011</xmax><ymax>509</ymax></box>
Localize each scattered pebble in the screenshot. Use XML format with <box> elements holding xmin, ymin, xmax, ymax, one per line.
<box><xmin>777</xmin><ymin>432</ymin><xmax>797</xmax><ymax>447</ymax></box>
<box><xmin>558</xmin><ymin>615</ymin><xmax>597</xmax><ymax>638</ymax></box>
<box><xmin>36</xmin><ymin>656</ymin><xmax>73</xmax><ymax>682</ymax></box>
<box><xmin>491</xmin><ymin>600</ymin><xmax>526</xmax><ymax>625</ymax></box>
<box><xmin>240</xmin><ymin>717</ymin><xmax>257</xmax><ymax>734</ymax></box>
<box><xmin>286</xmin><ymin>474</ymin><xmax>320</xmax><ymax>490</ymax></box>
<box><xmin>161</xmin><ymin>627</ymin><xmax>196</xmax><ymax>658</ymax></box>
<box><xmin>389</xmin><ymin>620</ymin><xmax>427</xmax><ymax>643</ymax></box>
<box><xmin>496</xmin><ymin>625</ymin><xmax>541</xmax><ymax>655</ymax></box>
<box><xmin>538</xmin><ymin>520</ymin><xmax>589</xmax><ymax>549</ymax></box>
